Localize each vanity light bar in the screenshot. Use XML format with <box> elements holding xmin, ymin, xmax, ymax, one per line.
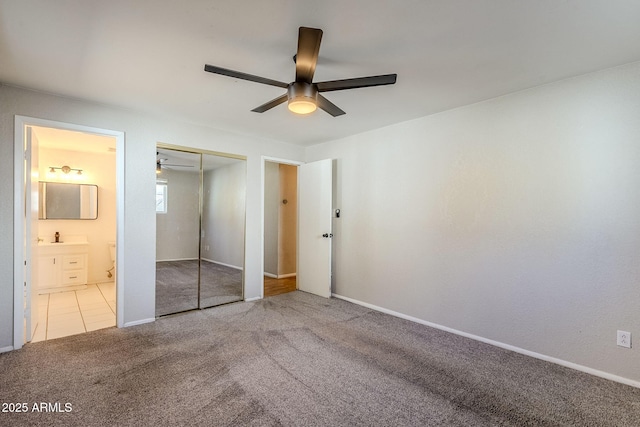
<box><xmin>49</xmin><ymin>165</ymin><xmax>83</xmax><ymax>175</ymax></box>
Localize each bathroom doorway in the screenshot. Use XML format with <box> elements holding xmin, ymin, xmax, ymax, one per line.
<box><xmin>14</xmin><ymin>118</ymin><xmax>122</xmax><ymax>346</ymax></box>
<box><xmin>155</xmin><ymin>145</ymin><xmax>246</xmax><ymax>316</ymax></box>
<box><xmin>263</xmin><ymin>159</ymin><xmax>299</xmax><ymax>297</ymax></box>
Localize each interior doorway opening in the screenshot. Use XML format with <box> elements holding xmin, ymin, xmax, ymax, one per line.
<box><xmin>263</xmin><ymin>161</ymin><xmax>298</xmax><ymax>297</ymax></box>
<box><xmin>15</xmin><ymin>118</ymin><xmax>122</xmax><ymax>347</ymax></box>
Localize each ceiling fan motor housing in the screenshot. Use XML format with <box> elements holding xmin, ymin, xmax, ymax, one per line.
<box><xmin>287</xmin><ymin>82</ymin><xmax>318</xmax><ymax>114</ymax></box>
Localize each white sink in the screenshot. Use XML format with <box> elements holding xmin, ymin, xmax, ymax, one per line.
<box><xmin>39</xmin><ymin>235</ymin><xmax>88</xmax><ymax>246</ymax></box>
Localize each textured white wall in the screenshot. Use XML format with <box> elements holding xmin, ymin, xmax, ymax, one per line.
<box><xmin>202</xmin><ymin>161</ymin><xmax>246</xmax><ymax>268</ymax></box>
<box><xmin>156</xmin><ymin>168</ymin><xmax>200</xmax><ymax>261</ymax></box>
<box><xmin>306</xmin><ymin>61</ymin><xmax>640</xmax><ymax>383</ymax></box>
<box><xmin>0</xmin><ymin>84</ymin><xmax>304</xmax><ymax>348</ymax></box>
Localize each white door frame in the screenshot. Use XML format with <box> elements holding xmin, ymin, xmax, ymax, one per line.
<box><xmin>13</xmin><ymin>116</ymin><xmax>126</xmax><ymax>350</ymax></box>
<box><xmin>260</xmin><ymin>156</ymin><xmax>304</xmax><ymax>300</ymax></box>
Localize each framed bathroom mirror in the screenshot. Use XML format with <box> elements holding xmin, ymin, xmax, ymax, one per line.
<box><xmin>38</xmin><ymin>182</ymin><xmax>99</xmax><ymax>220</ymax></box>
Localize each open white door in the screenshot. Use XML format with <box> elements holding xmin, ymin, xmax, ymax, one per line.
<box><xmin>297</xmin><ymin>159</ymin><xmax>332</xmax><ymax>298</ymax></box>
<box><xmin>25</xmin><ymin>127</ymin><xmax>39</xmax><ymax>342</ymax></box>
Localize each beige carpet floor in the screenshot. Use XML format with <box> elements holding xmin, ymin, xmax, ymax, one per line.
<box><xmin>1</xmin><ymin>291</ymin><xmax>639</xmax><ymax>426</ymax></box>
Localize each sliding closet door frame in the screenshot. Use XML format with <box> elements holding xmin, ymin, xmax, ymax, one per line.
<box><xmin>156</xmin><ymin>143</ymin><xmax>247</xmax><ymax>310</ymax></box>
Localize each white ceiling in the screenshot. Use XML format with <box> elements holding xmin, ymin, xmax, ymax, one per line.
<box><xmin>3</xmin><ymin>1</ymin><xmax>640</xmax><ymax>146</ymax></box>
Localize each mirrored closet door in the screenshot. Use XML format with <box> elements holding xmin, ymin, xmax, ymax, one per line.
<box><xmin>155</xmin><ymin>146</ymin><xmax>246</xmax><ymax>317</ymax></box>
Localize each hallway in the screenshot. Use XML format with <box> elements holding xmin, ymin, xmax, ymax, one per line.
<box><xmin>264</xmin><ymin>276</ymin><xmax>296</xmax><ymax>297</ymax></box>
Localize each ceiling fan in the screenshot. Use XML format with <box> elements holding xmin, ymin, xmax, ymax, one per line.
<box><xmin>156</xmin><ymin>153</ymin><xmax>195</xmax><ymax>173</ymax></box>
<box><xmin>204</xmin><ymin>26</ymin><xmax>397</xmax><ymax>116</ymax></box>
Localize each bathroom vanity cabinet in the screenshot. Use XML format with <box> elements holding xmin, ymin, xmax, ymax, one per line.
<box><xmin>37</xmin><ymin>242</ymin><xmax>89</xmax><ymax>294</ymax></box>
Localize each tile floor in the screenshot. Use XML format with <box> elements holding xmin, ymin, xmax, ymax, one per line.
<box><xmin>32</xmin><ymin>282</ymin><xmax>116</xmax><ymax>342</ymax></box>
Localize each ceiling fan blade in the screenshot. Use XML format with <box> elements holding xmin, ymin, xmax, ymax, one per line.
<box><xmin>295</xmin><ymin>27</ymin><xmax>322</xmax><ymax>83</ymax></box>
<box><xmin>251</xmin><ymin>93</ymin><xmax>288</xmax><ymax>113</ymax></box>
<box><xmin>316</xmin><ymin>74</ymin><xmax>397</xmax><ymax>92</ymax></box>
<box><xmin>204</xmin><ymin>64</ymin><xmax>288</xmax><ymax>88</ymax></box>
<box><xmin>317</xmin><ymin>94</ymin><xmax>346</xmax><ymax>117</ymax></box>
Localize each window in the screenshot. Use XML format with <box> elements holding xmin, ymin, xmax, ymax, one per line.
<box><xmin>156</xmin><ymin>183</ymin><xmax>167</xmax><ymax>214</ymax></box>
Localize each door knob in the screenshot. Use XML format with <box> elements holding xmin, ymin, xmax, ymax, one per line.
<box><xmin>322</xmin><ymin>233</ymin><xmax>333</xmax><ymax>238</ymax></box>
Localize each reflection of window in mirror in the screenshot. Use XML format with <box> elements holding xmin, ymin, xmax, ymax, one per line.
<box><xmin>156</xmin><ymin>181</ymin><xmax>167</xmax><ymax>214</ymax></box>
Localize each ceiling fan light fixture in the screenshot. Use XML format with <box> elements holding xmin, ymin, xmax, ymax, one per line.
<box><xmin>288</xmin><ymin>99</ymin><xmax>317</xmax><ymax>115</ymax></box>
<box><xmin>287</xmin><ymin>82</ymin><xmax>317</xmax><ymax>115</ymax></box>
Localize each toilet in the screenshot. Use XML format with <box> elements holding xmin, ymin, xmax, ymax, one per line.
<box><xmin>108</xmin><ymin>241</ymin><xmax>116</xmax><ymax>280</ymax></box>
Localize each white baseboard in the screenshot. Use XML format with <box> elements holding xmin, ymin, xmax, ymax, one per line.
<box><xmin>0</xmin><ymin>345</ymin><xmax>14</xmax><ymax>353</ymax></box>
<box><xmin>123</xmin><ymin>318</ymin><xmax>155</xmax><ymax>328</ymax></box>
<box><xmin>201</xmin><ymin>258</ymin><xmax>243</xmax><ymax>271</ymax></box>
<box><xmin>332</xmin><ymin>293</ymin><xmax>640</xmax><ymax>389</ymax></box>
<box><xmin>244</xmin><ymin>296</ymin><xmax>261</xmax><ymax>302</ymax></box>
<box><xmin>264</xmin><ymin>272</ymin><xmax>278</xmax><ymax>278</ymax></box>
<box><xmin>157</xmin><ymin>257</ymin><xmax>198</xmax><ymax>262</ymax></box>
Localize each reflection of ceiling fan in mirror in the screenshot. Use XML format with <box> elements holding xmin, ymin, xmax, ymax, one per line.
<box><xmin>156</xmin><ymin>152</ymin><xmax>195</xmax><ymax>173</ymax></box>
